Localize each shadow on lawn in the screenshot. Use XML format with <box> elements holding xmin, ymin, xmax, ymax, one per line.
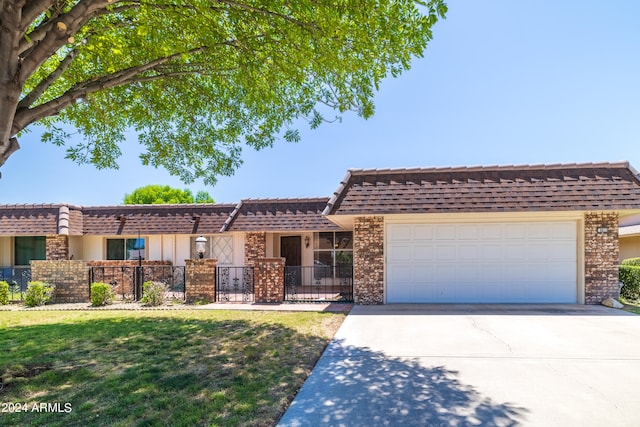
<box><xmin>0</xmin><ymin>313</ymin><xmax>334</xmax><ymax>427</ymax></box>
<box><xmin>278</xmin><ymin>340</ymin><xmax>528</xmax><ymax>427</ymax></box>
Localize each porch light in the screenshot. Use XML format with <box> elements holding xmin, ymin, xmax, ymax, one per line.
<box><xmin>195</xmin><ymin>235</ymin><xmax>207</xmax><ymax>259</ymax></box>
<box><xmin>304</xmin><ymin>236</ymin><xmax>310</xmax><ymax>248</ymax></box>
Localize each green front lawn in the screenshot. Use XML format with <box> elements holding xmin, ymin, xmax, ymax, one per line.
<box><xmin>0</xmin><ymin>310</ymin><xmax>346</xmax><ymax>426</ymax></box>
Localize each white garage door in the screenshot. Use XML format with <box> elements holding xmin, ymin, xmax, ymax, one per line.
<box><xmin>386</xmin><ymin>221</ymin><xmax>577</xmax><ymax>303</ymax></box>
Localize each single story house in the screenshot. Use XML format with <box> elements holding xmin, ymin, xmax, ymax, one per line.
<box><xmin>1</xmin><ymin>161</ymin><xmax>639</xmax><ymax>305</ymax></box>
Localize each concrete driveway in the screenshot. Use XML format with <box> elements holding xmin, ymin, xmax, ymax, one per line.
<box><xmin>278</xmin><ymin>304</ymin><xmax>640</xmax><ymax>427</ymax></box>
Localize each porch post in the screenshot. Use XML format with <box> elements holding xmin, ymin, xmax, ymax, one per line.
<box><xmin>185</xmin><ymin>258</ymin><xmax>217</xmax><ymax>303</ymax></box>
<box><xmin>353</xmin><ymin>216</ymin><xmax>385</xmax><ymax>304</ymax></box>
<box><xmin>584</xmin><ymin>212</ymin><xmax>620</xmax><ymax>304</ymax></box>
<box><xmin>254</xmin><ymin>258</ymin><xmax>285</xmax><ymax>303</ymax></box>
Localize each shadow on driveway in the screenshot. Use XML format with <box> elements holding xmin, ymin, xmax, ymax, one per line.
<box><xmin>278</xmin><ymin>339</ymin><xmax>527</xmax><ymax>427</ymax></box>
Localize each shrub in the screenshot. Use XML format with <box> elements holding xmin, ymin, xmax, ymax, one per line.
<box><xmin>619</xmin><ymin>264</ymin><xmax>640</xmax><ymax>301</ymax></box>
<box><xmin>24</xmin><ymin>281</ymin><xmax>54</xmax><ymax>307</ymax></box>
<box><xmin>622</xmin><ymin>257</ymin><xmax>640</xmax><ymax>267</ymax></box>
<box><xmin>0</xmin><ymin>281</ymin><xmax>9</xmax><ymax>305</ymax></box>
<box><xmin>91</xmin><ymin>282</ymin><xmax>115</xmax><ymax>307</ymax></box>
<box><xmin>141</xmin><ymin>281</ymin><xmax>167</xmax><ymax>307</ymax></box>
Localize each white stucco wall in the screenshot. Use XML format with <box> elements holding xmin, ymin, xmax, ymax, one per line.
<box><xmin>82</xmin><ymin>236</ymin><xmax>103</xmax><ymax>260</ymax></box>
<box><xmin>0</xmin><ymin>237</ymin><xmax>11</xmax><ymax>266</ymax></box>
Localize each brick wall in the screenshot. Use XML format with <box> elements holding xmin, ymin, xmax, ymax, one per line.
<box><xmin>46</xmin><ymin>235</ymin><xmax>69</xmax><ymax>260</ymax></box>
<box><xmin>31</xmin><ymin>260</ymin><xmax>89</xmax><ymax>303</ymax></box>
<box><xmin>254</xmin><ymin>258</ymin><xmax>285</xmax><ymax>303</ymax></box>
<box><xmin>245</xmin><ymin>232</ymin><xmax>267</xmax><ymax>265</ymax></box>
<box><xmin>584</xmin><ymin>212</ymin><xmax>620</xmax><ymax>304</ymax></box>
<box><xmin>185</xmin><ymin>258</ymin><xmax>217</xmax><ymax>303</ymax></box>
<box><xmin>353</xmin><ymin>216</ymin><xmax>384</xmax><ymax>304</ymax></box>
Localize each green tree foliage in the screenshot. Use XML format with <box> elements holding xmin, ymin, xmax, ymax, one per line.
<box><xmin>0</xmin><ymin>1</ymin><xmax>447</xmax><ymax>184</ymax></box>
<box><xmin>124</xmin><ymin>185</ymin><xmax>214</xmax><ymax>204</ymax></box>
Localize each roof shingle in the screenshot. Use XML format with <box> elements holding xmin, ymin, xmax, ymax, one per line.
<box><xmin>224</xmin><ymin>198</ymin><xmax>342</xmax><ymax>232</ymax></box>
<box><xmin>324</xmin><ymin>162</ymin><xmax>640</xmax><ymax>215</ymax></box>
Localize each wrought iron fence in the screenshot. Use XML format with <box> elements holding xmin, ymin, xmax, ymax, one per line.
<box><xmin>215</xmin><ymin>266</ymin><xmax>254</xmax><ymax>302</ymax></box>
<box><xmin>0</xmin><ymin>267</ymin><xmax>31</xmax><ymax>301</ymax></box>
<box><xmin>284</xmin><ymin>265</ymin><xmax>353</xmax><ymax>303</ymax></box>
<box><xmin>89</xmin><ymin>265</ymin><xmax>185</xmax><ymax>301</ymax></box>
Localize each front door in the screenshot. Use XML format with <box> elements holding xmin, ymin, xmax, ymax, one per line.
<box><xmin>280</xmin><ymin>236</ymin><xmax>302</xmax><ymax>266</ymax></box>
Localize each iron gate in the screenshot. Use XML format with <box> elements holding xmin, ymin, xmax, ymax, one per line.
<box><xmin>284</xmin><ymin>265</ymin><xmax>353</xmax><ymax>303</ymax></box>
<box><xmin>215</xmin><ymin>266</ymin><xmax>254</xmax><ymax>302</ymax></box>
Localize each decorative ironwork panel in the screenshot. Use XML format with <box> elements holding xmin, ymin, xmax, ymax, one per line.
<box><xmin>216</xmin><ymin>266</ymin><xmax>254</xmax><ymax>303</ymax></box>
<box><xmin>284</xmin><ymin>265</ymin><xmax>353</xmax><ymax>303</ymax></box>
<box><xmin>0</xmin><ymin>267</ymin><xmax>31</xmax><ymax>301</ymax></box>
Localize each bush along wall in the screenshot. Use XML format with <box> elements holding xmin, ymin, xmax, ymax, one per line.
<box><xmin>619</xmin><ymin>258</ymin><xmax>640</xmax><ymax>300</ymax></box>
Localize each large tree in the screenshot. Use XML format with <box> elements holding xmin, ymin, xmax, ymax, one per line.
<box><xmin>0</xmin><ymin>0</ymin><xmax>447</xmax><ymax>184</ymax></box>
<box><xmin>124</xmin><ymin>184</ymin><xmax>214</xmax><ymax>204</ymax></box>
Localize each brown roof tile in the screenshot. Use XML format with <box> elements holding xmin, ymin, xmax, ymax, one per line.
<box><xmin>81</xmin><ymin>204</ymin><xmax>236</xmax><ymax>235</ymax></box>
<box><xmin>325</xmin><ymin>162</ymin><xmax>640</xmax><ymax>215</ymax></box>
<box><xmin>225</xmin><ymin>198</ymin><xmax>343</xmax><ymax>232</ymax></box>
<box><xmin>0</xmin><ymin>204</ymin><xmax>66</xmax><ymax>235</ymax></box>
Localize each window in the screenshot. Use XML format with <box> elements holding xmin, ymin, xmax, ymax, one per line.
<box><xmin>313</xmin><ymin>232</ymin><xmax>353</xmax><ymax>278</ymax></box>
<box><xmin>14</xmin><ymin>236</ymin><xmax>46</xmax><ymax>266</ymax></box>
<box><xmin>212</xmin><ymin>236</ymin><xmax>233</xmax><ymax>265</ymax></box>
<box><xmin>189</xmin><ymin>236</ymin><xmax>233</xmax><ymax>264</ymax></box>
<box><xmin>107</xmin><ymin>238</ymin><xmax>145</xmax><ymax>260</ymax></box>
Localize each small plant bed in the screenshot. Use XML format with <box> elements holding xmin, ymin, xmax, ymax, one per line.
<box><xmin>0</xmin><ymin>310</ymin><xmax>346</xmax><ymax>426</ymax></box>
<box><xmin>619</xmin><ymin>296</ymin><xmax>640</xmax><ymax>315</ymax></box>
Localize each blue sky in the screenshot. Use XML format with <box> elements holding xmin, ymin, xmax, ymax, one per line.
<box><xmin>1</xmin><ymin>1</ymin><xmax>639</xmax><ymax>205</ymax></box>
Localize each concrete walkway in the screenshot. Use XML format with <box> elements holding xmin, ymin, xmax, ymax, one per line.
<box><xmin>278</xmin><ymin>304</ymin><xmax>640</xmax><ymax>427</ymax></box>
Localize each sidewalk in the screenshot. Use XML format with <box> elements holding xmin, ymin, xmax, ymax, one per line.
<box><xmin>0</xmin><ymin>301</ymin><xmax>353</xmax><ymax>313</ymax></box>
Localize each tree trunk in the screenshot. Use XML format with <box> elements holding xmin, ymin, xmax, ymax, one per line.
<box><xmin>0</xmin><ymin>0</ymin><xmax>24</xmax><ymax>167</ymax></box>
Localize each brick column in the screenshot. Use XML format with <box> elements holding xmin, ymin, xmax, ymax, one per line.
<box><xmin>185</xmin><ymin>259</ymin><xmax>217</xmax><ymax>303</ymax></box>
<box><xmin>584</xmin><ymin>212</ymin><xmax>620</xmax><ymax>304</ymax></box>
<box><xmin>31</xmin><ymin>260</ymin><xmax>89</xmax><ymax>303</ymax></box>
<box><xmin>245</xmin><ymin>232</ymin><xmax>267</xmax><ymax>266</ymax></box>
<box><xmin>46</xmin><ymin>235</ymin><xmax>69</xmax><ymax>260</ymax></box>
<box><xmin>254</xmin><ymin>258</ymin><xmax>285</xmax><ymax>303</ymax></box>
<box><xmin>354</xmin><ymin>216</ymin><xmax>384</xmax><ymax>304</ymax></box>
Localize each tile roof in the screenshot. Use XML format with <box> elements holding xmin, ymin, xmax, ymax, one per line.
<box><xmin>324</xmin><ymin>162</ymin><xmax>640</xmax><ymax>215</ymax></box>
<box><xmin>223</xmin><ymin>198</ymin><xmax>343</xmax><ymax>232</ymax></box>
<box><xmin>0</xmin><ymin>204</ymin><xmax>74</xmax><ymax>235</ymax></box>
<box><xmin>81</xmin><ymin>204</ymin><xmax>236</xmax><ymax>235</ymax></box>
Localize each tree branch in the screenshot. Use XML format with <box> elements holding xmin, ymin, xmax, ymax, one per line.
<box><xmin>0</xmin><ymin>136</ymin><xmax>20</xmax><ymax>168</ymax></box>
<box><xmin>13</xmin><ymin>46</ymin><xmax>208</xmax><ymax>131</ymax></box>
<box><xmin>217</xmin><ymin>0</ymin><xmax>318</xmax><ymax>30</ymax></box>
<box><xmin>18</xmin><ymin>0</ymin><xmax>119</xmax><ymax>85</ymax></box>
<box><xmin>20</xmin><ymin>0</ymin><xmax>59</xmax><ymax>33</ymax></box>
<box><xmin>18</xmin><ymin>47</ymin><xmax>79</xmax><ymax>109</ymax></box>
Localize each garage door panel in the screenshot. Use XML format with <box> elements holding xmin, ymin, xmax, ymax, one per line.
<box><xmin>436</xmin><ymin>245</ymin><xmax>457</xmax><ymax>260</ymax></box>
<box><xmin>414</xmin><ymin>245</ymin><xmax>435</xmax><ymax>261</ymax></box>
<box><xmin>388</xmin><ymin>265</ymin><xmax>412</xmax><ymax>283</ymax></box>
<box><xmin>388</xmin><ymin>244</ymin><xmax>412</xmax><ymax>262</ymax></box>
<box><xmin>388</xmin><ymin>224</ymin><xmax>412</xmax><ymax>241</ymax></box>
<box><xmin>386</xmin><ymin>221</ymin><xmax>578</xmax><ymax>303</ymax></box>
<box><xmin>414</xmin><ymin>225</ymin><xmax>434</xmax><ymax>240</ymax></box>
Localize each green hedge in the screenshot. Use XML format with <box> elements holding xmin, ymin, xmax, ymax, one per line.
<box><xmin>621</xmin><ymin>257</ymin><xmax>640</xmax><ymax>267</ymax></box>
<box><xmin>619</xmin><ymin>264</ymin><xmax>640</xmax><ymax>300</ymax></box>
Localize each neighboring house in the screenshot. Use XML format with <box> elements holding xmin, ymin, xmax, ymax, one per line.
<box><xmin>1</xmin><ymin>162</ymin><xmax>639</xmax><ymax>305</ymax></box>
<box><xmin>619</xmin><ymin>213</ymin><xmax>640</xmax><ymax>261</ymax></box>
